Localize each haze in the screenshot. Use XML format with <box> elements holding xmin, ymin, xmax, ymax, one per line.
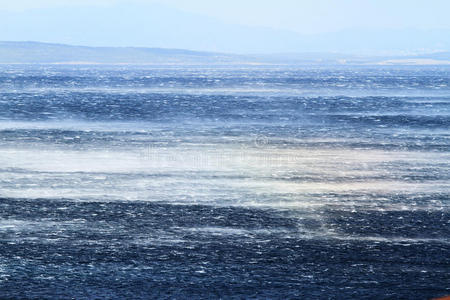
<box><xmin>1</xmin><ymin>0</ymin><xmax>450</xmax><ymax>54</ymax></box>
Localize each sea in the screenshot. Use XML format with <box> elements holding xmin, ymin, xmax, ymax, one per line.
<box><xmin>0</xmin><ymin>65</ymin><xmax>449</xmax><ymax>299</ymax></box>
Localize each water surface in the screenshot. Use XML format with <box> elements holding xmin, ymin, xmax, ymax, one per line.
<box><xmin>0</xmin><ymin>65</ymin><xmax>449</xmax><ymax>299</ymax></box>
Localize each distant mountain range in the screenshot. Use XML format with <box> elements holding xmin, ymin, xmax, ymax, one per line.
<box><xmin>1</xmin><ymin>41</ymin><xmax>450</xmax><ymax>65</ymax></box>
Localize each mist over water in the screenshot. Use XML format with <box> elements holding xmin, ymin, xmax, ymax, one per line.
<box><xmin>0</xmin><ymin>65</ymin><xmax>449</xmax><ymax>298</ymax></box>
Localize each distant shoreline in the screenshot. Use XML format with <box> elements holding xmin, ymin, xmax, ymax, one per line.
<box><xmin>1</xmin><ymin>41</ymin><xmax>450</xmax><ymax>66</ymax></box>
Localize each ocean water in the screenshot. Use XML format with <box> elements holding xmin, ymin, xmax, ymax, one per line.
<box><xmin>0</xmin><ymin>65</ymin><xmax>449</xmax><ymax>299</ymax></box>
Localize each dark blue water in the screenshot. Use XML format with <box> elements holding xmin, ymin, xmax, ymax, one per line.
<box><xmin>0</xmin><ymin>65</ymin><xmax>449</xmax><ymax>299</ymax></box>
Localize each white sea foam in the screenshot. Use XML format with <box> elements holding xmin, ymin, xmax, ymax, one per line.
<box><xmin>0</xmin><ymin>144</ymin><xmax>448</xmax><ymax>209</ymax></box>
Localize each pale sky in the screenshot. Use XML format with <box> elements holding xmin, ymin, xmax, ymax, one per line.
<box><xmin>2</xmin><ymin>0</ymin><xmax>450</xmax><ymax>34</ymax></box>
<box><xmin>1</xmin><ymin>0</ymin><xmax>449</xmax><ymax>53</ymax></box>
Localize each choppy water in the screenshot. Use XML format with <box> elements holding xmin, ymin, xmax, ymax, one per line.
<box><xmin>0</xmin><ymin>65</ymin><xmax>449</xmax><ymax>299</ymax></box>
